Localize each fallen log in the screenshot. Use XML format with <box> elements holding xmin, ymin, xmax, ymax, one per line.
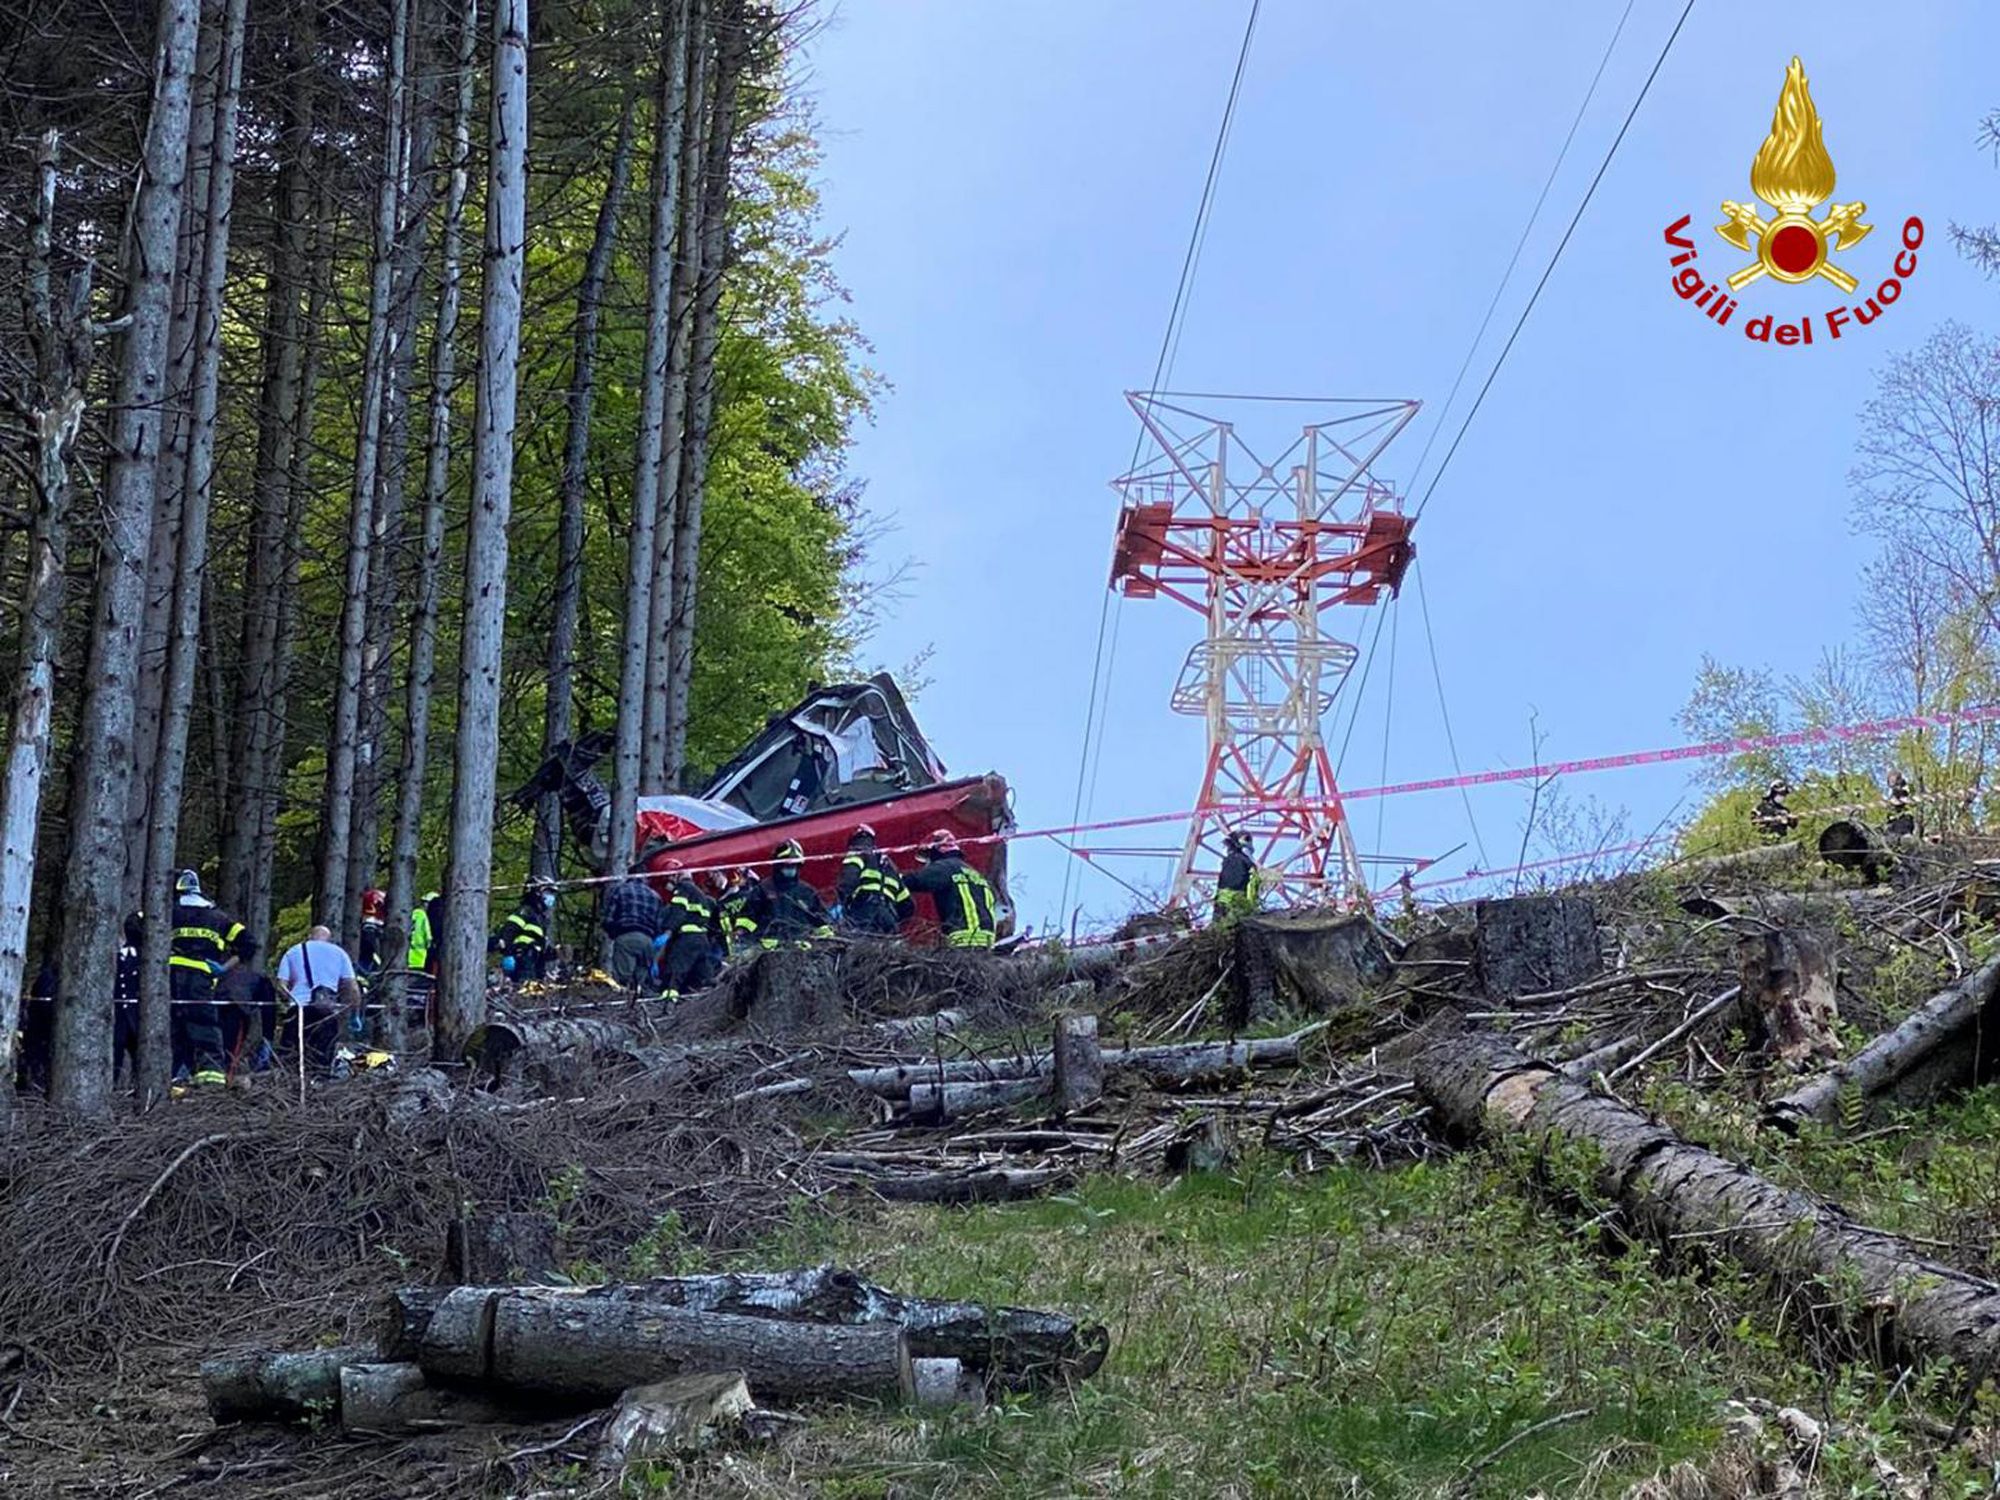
<box><xmin>338</xmin><ymin>1362</ymin><xmax>512</xmax><ymax>1434</ymax></box>
<box><xmin>847</xmin><ymin>1053</ymin><xmax>1049</xmax><ymax>1094</ymax></box>
<box><xmin>381</xmin><ymin>1266</ymin><xmax>1108</xmax><ymax>1387</ymax></box>
<box><xmin>853</xmin><ymin>1027</ymin><xmax>1321</xmax><ymax>1103</ymax></box>
<box><xmin>852</xmin><ymin>1165</ymin><xmax>1072</xmax><ymax>1205</ymax></box>
<box><xmin>1415</xmin><ymin>1026</ymin><xmax>2000</xmax><ymax>1380</ymax></box>
<box><xmin>415</xmin><ymin>1286</ymin><xmax>912</xmax><ymax>1404</ymax></box>
<box><xmin>906</xmin><ymin>1076</ymin><xmax>1048</xmax><ymax>1121</ymax></box>
<box><xmin>202</xmin><ymin>1345</ymin><xmax>375</xmax><ymax>1424</ymax></box>
<box><xmin>868</xmin><ymin>1009</ymin><xmax>967</xmax><ymax>1044</ymax></box>
<box><xmin>1765</xmin><ymin>955</ymin><xmax>2000</xmax><ymax>1132</ymax></box>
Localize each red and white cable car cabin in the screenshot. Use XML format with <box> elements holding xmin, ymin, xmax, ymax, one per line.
<box><xmin>632</xmin><ymin>675</ymin><xmax>1015</xmax><ymax>941</ymax></box>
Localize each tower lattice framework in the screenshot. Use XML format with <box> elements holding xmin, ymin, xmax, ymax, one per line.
<box><xmin>1108</xmin><ymin>393</ymin><xmax>1420</xmax><ymax>908</ymax></box>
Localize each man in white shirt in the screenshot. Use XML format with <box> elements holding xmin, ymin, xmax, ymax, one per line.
<box><xmin>275</xmin><ymin>926</ymin><xmax>363</xmax><ymax>1074</ymax></box>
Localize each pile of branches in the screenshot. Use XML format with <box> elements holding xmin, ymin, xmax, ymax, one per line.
<box><xmin>0</xmin><ymin>1059</ymin><xmax>830</xmax><ymax>1385</ymax></box>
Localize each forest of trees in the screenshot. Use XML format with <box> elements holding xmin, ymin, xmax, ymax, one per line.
<box><xmin>0</xmin><ymin>0</ymin><xmax>875</xmax><ymax>1115</ymax></box>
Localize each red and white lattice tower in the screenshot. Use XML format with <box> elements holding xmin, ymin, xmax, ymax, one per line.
<box><xmin>1108</xmin><ymin>392</ymin><xmax>1420</xmax><ymax>907</ymax></box>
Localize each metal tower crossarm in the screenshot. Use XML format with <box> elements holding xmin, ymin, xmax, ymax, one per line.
<box><xmin>1106</xmin><ymin>392</ymin><xmax>1420</xmax><ymax>908</ymax></box>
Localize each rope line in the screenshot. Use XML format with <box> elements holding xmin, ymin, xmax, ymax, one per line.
<box><xmin>1412</xmin><ymin>0</ymin><xmax>1696</xmax><ymax>521</ymax></box>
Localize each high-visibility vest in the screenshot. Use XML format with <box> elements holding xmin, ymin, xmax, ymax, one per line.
<box><xmin>408</xmin><ymin>906</ymin><xmax>433</xmax><ymax>970</ymax></box>
<box><xmin>668</xmin><ymin>885</ymin><xmax>716</xmax><ymax>939</ymax></box>
<box><xmin>499</xmin><ymin>911</ymin><xmax>545</xmax><ymax>953</ymax></box>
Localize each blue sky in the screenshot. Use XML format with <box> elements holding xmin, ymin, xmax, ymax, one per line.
<box><xmin>799</xmin><ymin>1</ymin><xmax>2000</xmax><ymax>934</ymax></box>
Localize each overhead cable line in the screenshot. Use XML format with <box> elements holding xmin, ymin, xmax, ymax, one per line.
<box><xmin>1412</xmin><ymin>0</ymin><xmax>1696</xmax><ymax>521</ymax></box>
<box><xmin>1413</xmin><ymin>559</ymin><xmax>1490</xmax><ymax>870</ymax></box>
<box><xmin>1402</xmin><ymin>0</ymin><xmax>1639</xmax><ymax>498</ymax></box>
<box><xmin>1060</xmin><ymin>0</ymin><xmax>1263</xmax><ymax>920</ymax></box>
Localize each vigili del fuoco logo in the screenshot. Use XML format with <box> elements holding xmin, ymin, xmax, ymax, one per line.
<box><xmin>1664</xmin><ymin>57</ymin><xmax>1923</xmax><ymax>346</ymax></box>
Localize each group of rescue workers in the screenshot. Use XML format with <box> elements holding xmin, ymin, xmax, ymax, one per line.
<box><xmin>596</xmin><ymin>824</ymin><xmax>1003</xmax><ymax>997</ymax></box>
<box><xmin>1752</xmin><ymin>770</ymin><xmax>1919</xmax><ymax>842</ymax></box>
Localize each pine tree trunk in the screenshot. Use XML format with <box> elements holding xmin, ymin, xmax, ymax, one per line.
<box><xmin>220</xmin><ymin>13</ymin><xmax>316</xmax><ymax>924</ymax></box>
<box><xmin>435</xmin><ymin>0</ymin><xmax>529</xmax><ymax>1062</ymax></box>
<box><xmin>383</xmin><ymin>0</ymin><xmax>477</xmax><ymax>1046</ymax></box>
<box><xmin>320</xmin><ymin>0</ymin><xmax>411</xmax><ymax>937</ymax></box>
<box><xmin>51</xmin><ymin>0</ymin><xmax>203</xmax><ymax>1117</ymax></box>
<box><xmin>642</xmin><ymin>2</ymin><xmax>708</xmax><ymax>792</ymax></box>
<box><xmin>660</xmin><ymin>0</ymin><xmax>744</xmax><ymax>786</ymax></box>
<box><xmin>246</xmin><ymin>201</ymin><xmax>334</xmax><ymax>949</ymax></box>
<box><xmin>126</xmin><ymin>3</ymin><xmax>221</xmax><ymax>917</ymax></box>
<box><xmin>349</xmin><ymin>60</ymin><xmax>444</xmax><ymax>947</ymax></box>
<box><xmin>0</xmin><ymin>134</ymin><xmax>94</xmax><ymax>1116</ymax></box>
<box><xmin>607</xmin><ymin>0</ymin><xmax>693</xmax><ymax>882</ymax></box>
<box><xmin>534</xmin><ymin>89</ymin><xmax>638</xmax><ymax>881</ymax></box>
<box><xmin>138</xmin><ymin>0</ymin><xmax>247</xmax><ymax>1102</ymax></box>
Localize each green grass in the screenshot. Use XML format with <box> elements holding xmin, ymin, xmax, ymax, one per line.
<box><xmin>610</xmin><ymin>1153</ymin><xmax>1991</xmax><ymax>1497</ymax></box>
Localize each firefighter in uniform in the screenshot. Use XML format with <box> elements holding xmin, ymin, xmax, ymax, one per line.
<box><xmin>653</xmin><ymin>862</ymin><xmax>723</xmax><ymax>997</ymax></box>
<box><xmin>718</xmin><ymin>868</ymin><xmax>760</xmax><ymax>953</ymax></box>
<box><xmin>358</xmin><ymin>883</ymin><xmax>388</xmax><ymax>973</ymax></box>
<box><xmin>491</xmin><ymin>881</ymin><xmax>554</xmax><ymax>982</ymax></box>
<box><xmin>903</xmin><ymin>830</ymin><xmax>1000</xmax><ymax>949</ymax></box>
<box><xmin>1215</xmin><ymin>830</ymin><xmax>1261</xmax><ymax>923</ymax></box>
<box><xmin>1886</xmin><ymin>771</ymin><xmax>1916</xmax><ymax>837</ymax></box>
<box><xmin>170</xmin><ymin>870</ymin><xmax>256</xmax><ymax>1085</ymax></box>
<box><xmin>837</xmin><ymin>824</ymin><xmax>912</xmax><ymax>936</ymax></box>
<box><xmin>1753</xmin><ymin>779</ymin><xmax>1799</xmax><ymax>841</ymax></box>
<box><xmin>745</xmin><ymin>841</ymin><xmax>832</xmax><ymax>946</ymax></box>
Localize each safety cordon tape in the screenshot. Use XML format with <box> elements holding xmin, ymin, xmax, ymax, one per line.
<box><xmin>485</xmin><ymin>701</ymin><xmax>2000</xmax><ymax>897</ymax></box>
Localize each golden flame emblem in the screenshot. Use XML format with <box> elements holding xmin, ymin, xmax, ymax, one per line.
<box><xmin>1716</xmin><ymin>58</ymin><xmax>1871</xmax><ymax>293</ymax></box>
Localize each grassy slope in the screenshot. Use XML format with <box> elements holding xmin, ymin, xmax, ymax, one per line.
<box><xmin>605</xmin><ymin>1143</ymin><xmax>2000</xmax><ymax>1498</ymax></box>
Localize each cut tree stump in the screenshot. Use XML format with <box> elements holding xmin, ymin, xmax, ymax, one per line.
<box><xmin>415</xmin><ymin>1287</ymin><xmax>913</xmax><ymax>1403</ymax></box>
<box><xmin>338</xmin><ymin>1362</ymin><xmax>511</xmax><ymax>1434</ymax></box>
<box><xmin>1415</xmin><ymin>1025</ymin><xmax>2000</xmax><ymax>1381</ymax></box>
<box><xmin>202</xmin><ymin>1346</ymin><xmax>374</xmax><ymax>1424</ymax></box>
<box><xmin>462</xmin><ymin>1017</ymin><xmax>651</xmax><ymax>1092</ymax></box>
<box><xmin>382</xmin><ymin>1267</ymin><xmax>1108</xmax><ymax>1388</ymax></box>
<box><xmin>1473</xmin><ymin>896</ymin><xmax>1601</xmax><ymax>1000</ymax></box>
<box><xmin>597</xmin><ymin>1372</ymin><xmax>755</xmax><ymax>1466</ymax></box>
<box><xmin>445</xmin><ymin>1211</ymin><xmax>558</xmax><ymax>1284</ymax></box>
<box><xmin>1229</xmin><ymin>912</ymin><xmax>1399</xmax><ymax>1026</ymax></box>
<box><xmin>1163</xmin><ymin>1114</ymin><xmax>1234</xmax><ymax>1175</ymax></box>
<box><xmin>1738</xmin><ymin>930</ymin><xmax>1840</xmax><ymax>1069</ymax></box>
<box><xmin>1052</xmin><ymin>1013</ymin><xmax>1103</xmax><ymax>1116</ymax></box>
<box><xmin>1819</xmin><ymin>820</ymin><xmax>1895</xmax><ymax>885</ymax></box>
<box><xmin>1765</xmin><ymin>955</ymin><xmax>2000</xmax><ymax>1132</ymax></box>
